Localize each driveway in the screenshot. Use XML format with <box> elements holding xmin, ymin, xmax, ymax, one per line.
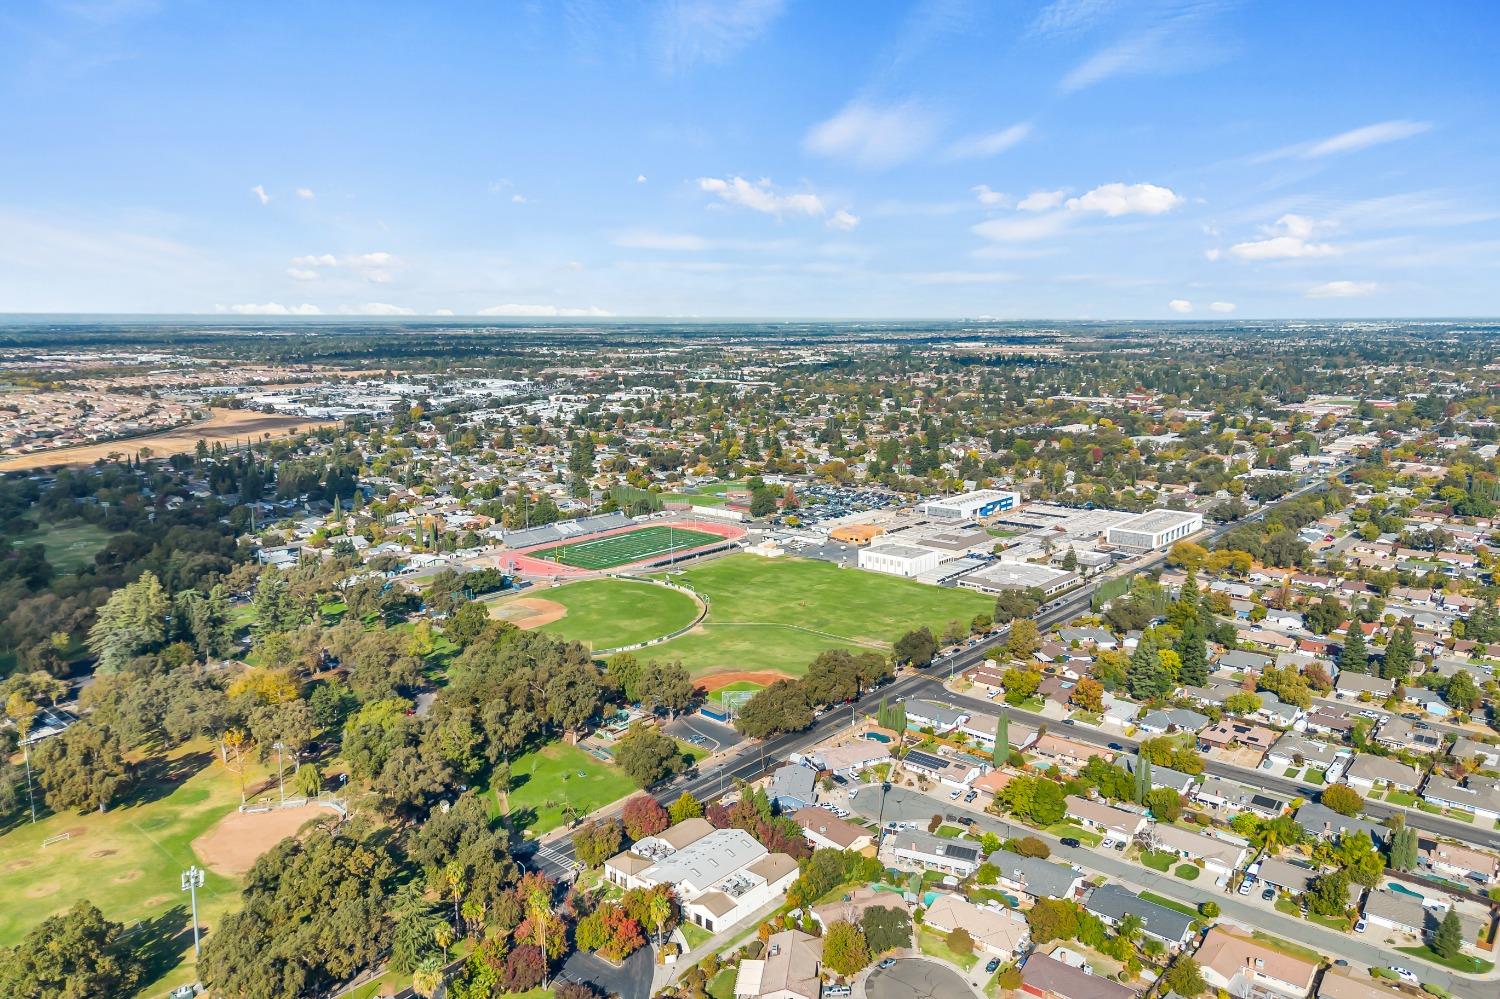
<box><xmin>558</xmin><ymin>944</ymin><xmax>654</xmax><ymax>999</ymax></box>
<box><xmin>865</xmin><ymin>958</ymin><xmax>979</xmax><ymax>999</ymax></box>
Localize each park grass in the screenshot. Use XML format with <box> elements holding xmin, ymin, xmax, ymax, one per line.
<box><xmin>8</xmin><ymin>520</ymin><xmax>114</xmax><ymax>572</ymax></box>
<box><xmin>0</xmin><ymin>739</ymin><xmax>281</xmax><ymax>995</ymax></box>
<box><xmin>529</xmin><ymin>578</ymin><xmax>701</xmax><ymax>650</ymax></box>
<box><xmin>488</xmin><ymin>742</ymin><xmax>636</xmax><ymax>836</ymax></box>
<box><xmin>918</xmin><ymin>926</ymin><xmax>978</xmax><ymax>970</ymax></box>
<box><xmin>648</xmin><ymin>554</ymin><xmax>994</xmax><ymax>678</ymax></box>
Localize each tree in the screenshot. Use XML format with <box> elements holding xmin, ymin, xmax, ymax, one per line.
<box><xmin>1321</xmin><ymin>784</ymin><xmax>1364</xmax><ymax>817</ymax></box>
<box><xmin>0</xmin><ymin>901</ymin><xmax>143</xmax><ymax>999</ymax></box>
<box><xmin>1167</xmin><ymin>541</ymin><xmax>1208</xmax><ymax>572</ymax></box>
<box><xmin>1307</xmin><ymin>869</ymin><xmax>1351</xmax><ymax>918</ymax></box>
<box><xmin>1381</xmin><ymin>622</ymin><xmax>1414</xmax><ymax>681</ymax></box>
<box><xmin>1164</xmin><ymin>956</ymin><xmax>1206</xmax><ymax>997</ymax></box>
<box><xmin>861</xmin><ymin>906</ymin><xmax>912</xmax><ymax>955</ymax></box>
<box><xmin>87</xmin><ymin>571</ymin><xmax>170</xmax><ymax>672</ymax></box>
<box><xmin>640</xmin><ymin>660</ymin><xmax>695</xmax><ymax>718</ymax></box>
<box><xmin>445</xmin><ymin>602</ymin><xmax>494</xmax><ymax>648</ymax></box>
<box><xmin>736</xmin><ymin>680</ymin><xmax>813</xmax><ymax>738</ymax></box>
<box><xmin>1444</xmin><ymin>670</ymin><xmax>1480</xmax><ymax>712</ymax></box>
<box><xmin>622</xmin><ymin>794</ymin><xmax>671</xmax><ymax>840</ymax></box>
<box><xmin>1133</xmin><ymin>754</ymin><xmax>1152</xmax><ymax>805</ymax></box>
<box><xmin>575</xmin><ymin>903</ymin><xmax>646</xmax><ymax>962</ymax></box>
<box><xmin>947</xmin><ymin>926</ymin><xmax>974</xmax><ymax>957</ymax></box>
<box><xmin>1433</xmin><ymin>907</ymin><xmax>1464</xmax><ymax>959</ymax></box>
<box><xmin>1025</xmin><ymin>898</ymin><xmax>1079</xmax><ymax>944</ymax></box>
<box><xmin>1341</xmin><ymin>627</ymin><xmax>1368</xmax><ymax>673</ymax></box>
<box><xmin>574</xmin><ymin>819</ymin><xmax>626</xmax><ymax>867</ymax></box>
<box><xmin>1389</xmin><ymin>826</ymin><xmax>1419</xmax><ymax>872</ymax></box>
<box><xmin>32</xmin><ymin>721</ymin><xmax>131</xmax><ymax>813</ymax></box>
<box><xmin>1006</xmin><ymin>619</ymin><xmax>1041</xmax><ymax>662</ymax></box>
<box><xmin>1175</xmin><ymin>620</ymin><xmax>1209</xmax><ymax>688</ymax></box>
<box><xmin>252</xmin><ymin>567</ymin><xmax>304</xmax><ymax>634</ymax></box>
<box><xmin>1198</xmin><ymin>901</ymin><xmax>1219</xmax><ymax>919</ymax></box>
<box><xmin>1126</xmin><ymin>638</ymin><xmax>1171</xmax><ymax>701</ymax></box>
<box><xmin>892</xmin><ymin>627</ymin><xmax>938</xmax><ymax>668</ymax></box>
<box><xmin>1029</xmin><ymin>778</ymin><xmax>1066</xmax><ymax>825</ymax></box>
<box><xmin>1071</xmin><ymin>677</ymin><xmax>1104</xmax><ymax>713</ymax></box>
<box><xmin>615</xmin><ymin>722</ymin><xmax>688</xmax><ymax>788</ymax></box>
<box><xmin>1146</xmin><ymin>787</ymin><xmax>1182</xmax><ymax>823</ymax></box>
<box><xmin>822</xmin><ymin>920</ymin><xmax>870</xmax><ymax>977</ymax></box>
<box><xmin>669</xmin><ymin>792</ymin><xmax>704</xmax><ymax>824</ymax></box>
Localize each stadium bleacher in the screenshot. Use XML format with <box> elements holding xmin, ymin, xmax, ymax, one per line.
<box><xmin>500</xmin><ymin>512</ymin><xmax>635</xmax><ymax>550</ymax></box>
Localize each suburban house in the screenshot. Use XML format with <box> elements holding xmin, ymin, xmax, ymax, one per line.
<box><xmin>1198</xmin><ymin>721</ymin><xmax>1278</xmax><ymax>763</ymax></box>
<box><xmin>1082</xmin><ymin>884</ymin><xmax>1195</xmax><ymax>949</ymax></box>
<box><xmin>1019</xmin><ymin>952</ymin><xmax>1139</xmax><ymax>999</ymax></box>
<box><xmin>905</xmin><ymin>699</ymin><xmax>969</xmax><ymax>733</ymax></box>
<box><xmin>805</xmin><ymin>740</ymin><xmax>891</xmax><ymax>777</ymax></box>
<box><xmin>1420</xmin><ymin>774</ymin><xmax>1500</xmax><ymax>824</ymax></box>
<box><xmin>1058</xmin><ymin>627</ymin><xmax>1118</xmax><ymax>649</ymax></box>
<box><xmin>1195</xmin><ymin>926</ymin><xmax>1319</xmax><ymax>999</ymax></box>
<box><xmin>1449</xmin><ymin>737</ymin><xmax>1500</xmax><ymax>770</ymax></box>
<box><xmin>1304</xmin><ymin>709</ymin><xmax>1357</xmax><ymax>739</ymax></box>
<box><xmin>887</xmin><ymin>829</ymin><xmax>981</xmax><ymax>877</ymax></box>
<box><xmin>1318</xmin><ymin>969</ymin><xmax>1409</xmax><ymax>999</ymax></box>
<box><xmin>1374</xmin><ymin>717</ymin><xmax>1445</xmax><ymax>755</ymax></box>
<box><xmin>1030</xmin><ymin>734</ymin><xmax>1114</xmax><ymax>774</ymax></box>
<box><xmin>1121</xmin><ymin>755</ymin><xmax>1196</xmax><ymax>794</ymax></box>
<box><xmin>1137</xmin><ymin>707</ymin><xmax>1210</xmax><ymax>735</ymax></box>
<box><xmin>1342</xmin><ymin>754</ymin><xmax>1421</xmax><ymax>793</ymax></box>
<box><xmin>1422</xmin><ymin>839</ymin><xmax>1500</xmax><ymax>885</ymax></box>
<box><xmin>811</xmin><ymin>888</ymin><xmax>907</xmax><ymax>932</ymax></box>
<box><xmin>1293</xmin><ymin>802</ymin><xmax>1386</xmax><ymax>844</ymax></box>
<box><xmin>986</xmin><ymin>848</ymin><xmax>1086</xmax><ymax>902</ymax></box>
<box><xmin>1334</xmin><ymin>672</ymin><xmax>1393</xmax><ymax>700</ymax></box>
<box><xmin>1064</xmin><ymin>795</ymin><xmax>1148</xmax><ymax>839</ymax></box>
<box><xmin>1265</xmin><ymin>733</ymin><xmax>1349</xmax><ymax>775</ymax></box>
<box><xmin>959</xmin><ymin>714</ymin><xmax>1039</xmax><ymax>752</ymax></box>
<box><xmin>1149</xmin><ymin>824</ymin><xmax>1247</xmax><ymax>877</ymax></box>
<box><xmin>769</xmin><ymin>764</ymin><xmax>819</xmax><ymax>812</ymax></box>
<box><xmin>900</xmin><ymin>748</ymin><xmax>984</xmax><ymax>788</ymax></box>
<box><xmin>734</xmin><ymin>929</ymin><xmax>822</xmax><ymax>999</ymax></box>
<box><xmin>605</xmin><ymin>825</ymin><xmax>799</xmax><ymax>934</ymax></box>
<box><xmin>790</xmin><ymin>809</ymin><xmax>874</xmax><ymax>853</ymax></box>
<box><xmin>1253</xmin><ymin>692</ymin><xmax>1307</xmax><ymax>729</ymax></box>
<box><xmin>1253</xmin><ymin>857</ymin><xmax>1357</xmax><ymax>907</ymax></box>
<box><xmin>1361</xmin><ymin>889</ymin><xmax>1484</xmax><ymax>947</ymax></box>
<box><xmin>1194</xmin><ymin>776</ymin><xmax>1288</xmax><ymax>819</ymax></box>
<box><xmin>922</xmin><ymin>893</ymin><xmax>1030</xmax><ymax>958</ymax></box>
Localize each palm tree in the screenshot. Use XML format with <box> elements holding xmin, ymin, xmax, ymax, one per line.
<box><xmin>527</xmin><ymin>884</ymin><xmax>553</xmax><ymax>985</ymax></box>
<box><xmin>648</xmin><ymin>889</ymin><xmax>675</xmax><ymax>947</ymax></box>
<box><xmin>412</xmin><ymin>957</ymin><xmax>444</xmax><ymax>999</ymax></box>
<box><xmin>443</xmin><ymin>861</ymin><xmax>467</xmax><ymax>936</ymax></box>
<box><xmin>433</xmin><ymin>921</ymin><xmax>454</xmax><ymax>962</ymax></box>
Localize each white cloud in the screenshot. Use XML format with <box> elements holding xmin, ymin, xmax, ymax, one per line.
<box><xmin>1168</xmin><ymin>299</ymin><xmax>1194</xmax><ymax>313</ymax></box>
<box><xmin>614</xmin><ymin>230</ymin><xmax>710</xmax><ymax>251</ymax></box>
<box><xmin>1209</xmin><ymin>301</ymin><xmax>1236</xmax><ymax>313</ymax></box>
<box><xmin>826</xmin><ymin>209</ymin><xmax>860</xmax><ymax>231</ymax></box>
<box><xmin>286</xmin><ymin>268</ymin><xmax>319</xmax><ymax>281</ymax></box>
<box><xmin>287</xmin><ymin>251</ymin><xmax>399</xmax><ymax>283</ymax></box>
<box><xmin>295</xmin><ymin>187</ymin><xmax>315</xmax><ymax>200</ymax></box>
<box><xmin>1065</xmin><ymin>182</ymin><xmax>1182</xmax><ymax>216</ymax></box>
<box><xmin>1057</xmin><ymin>3</ymin><xmax>1226</xmax><ymax>93</ymax></box>
<box><xmin>291</xmin><ymin>253</ymin><xmax>339</xmax><ymax>267</ymax></box>
<box><xmin>804</xmin><ymin>100</ymin><xmax>940</xmax><ymax>169</ymax></box>
<box><xmin>654</xmin><ymin>0</ymin><xmax>785</xmax><ymax>71</ymax></box>
<box><xmin>944</xmin><ymin>122</ymin><xmax>1032</xmax><ymax>160</ymax></box>
<box><xmin>1306</xmin><ymin>280</ymin><xmax>1378</xmax><ymax>299</ymax></box>
<box><xmin>1032</xmin><ymin>0</ymin><xmax>1116</xmax><ymax>36</ymax></box>
<box><xmin>971</xmin><ymin>213</ymin><xmax>1073</xmax><ymax>243</ymax></box>
<box><xmin>1226</xmin><ymin>214</ymin><xmax>1338</xmax><ymax>260</ymax></box>
<box><xmin>697</xmin><ymin>176</ymin><xmax>825</xmax><ymax>217</ymax></box>
<box><xmin>339</xmin><ymin>302</ymin><xmax>416</xmax><ymax>315</ymax></box>
<box><xmin>511</xmin><ymin>194</ymin><xmax>528</xmax><ymax>204</ymax></box>
<box><xmin>1018</xmin><ymin>189</ymin><xmax>1068</xmax><ymax>212</ymax></box>
<box><xmin>477</xmin><ymin>303</ymin><xmax>614</xmax><ymax>317</ymax></box>
<box><xmin>636</xmin><ymin>174</ymin><xmax>648</xmax><ymax>183</ymax></box>
<box><xmin>218</xmin><ymin>302</ymin><xmax>321</xmax><ymax>315</ymax></box>
<box><xmin>1307</xmin><ymin>120</ymin><xmax>1432</xmax><ymax>157</ymax></box>
<box><xmin>249</xmin><ymin>184</ymin><xmax>270</xmax><ymax>205</ymax></box>
<box><xmin>1204</xmin><ymin>248</ymin><xmax>1222</xmax><ymax>261</ymax></box>
<box><xmin>972</xmin><ymin>185</ymin><xmax>1010</xmax><ymax>207</ymax></box>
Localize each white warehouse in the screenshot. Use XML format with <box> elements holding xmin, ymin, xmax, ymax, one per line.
<box><xmin>858</xmin><ymin>543</ymin><xmax>947</xmax><ymax>577</ymax></box>
<box><xmin>921</xmin><ymin>489</ymin><xmax>1019</xmax><ymax>521</ymax></box>
<box><xmin>1106</xmin><ymin>509</ymin><xmax>1204</xmax><ymax>552</ymax></box>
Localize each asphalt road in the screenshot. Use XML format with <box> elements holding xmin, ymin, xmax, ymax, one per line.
<box><xmin>865</xmin><ymin>957</ymin><xmax>976</xmax><ymax>999</ymax></box>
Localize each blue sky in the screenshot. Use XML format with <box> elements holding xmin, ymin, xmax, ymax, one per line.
<box><xmin>1</xmin><ymin>0</ymin><xmax>1496</xmax><ymax>318</ymax></box>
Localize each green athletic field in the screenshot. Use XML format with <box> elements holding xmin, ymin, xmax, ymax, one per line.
<box><xmin>648</xmin><ymin>554</ymin><xmax>995</xmax><ymax>679</ymax></box>
<box><xmin>8</xmin><ymin>520</ymin><xmax>114</xmax><ymax>573</ymax></box>
<box><xmin>533</xmin><ymin>578</ymin><xmax>701</xmax><ymax>649</ymax></box>
<box><xmin>530</xmin><ymin>524</ymin><xmax>726</xmax><ymax>569</ymax></box>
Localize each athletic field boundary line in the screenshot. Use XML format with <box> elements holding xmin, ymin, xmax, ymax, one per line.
<box><xmin>706</xmin><ymin>620</ymin><xmax>890</xmax><ymax>649</ymax></box>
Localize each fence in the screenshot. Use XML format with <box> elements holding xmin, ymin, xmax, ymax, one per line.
<box><xmin>591</xmin><ymin>576</ymin><xmax>711</xmax><ymax>656</ymax></box>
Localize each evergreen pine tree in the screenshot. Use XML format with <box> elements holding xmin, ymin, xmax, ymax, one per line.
<box><xmin>1134</xmin><ymin>754</ymin><xmax>1152</xmax><ymax>805</ymax></box>
<box><xmin>1341</xmin><ymin>626</ymin><xmax>1368</xmax><ymax>674</ymax></box>
<box><xmin>994</xmin><ymin>713</ymin><xmax>1010</xmax><ymax>765</ymax></box>
<box><xmin>1432</xmin><ymin>907</ymin><xmax>1463</xmax><ymax>958</ymax></box>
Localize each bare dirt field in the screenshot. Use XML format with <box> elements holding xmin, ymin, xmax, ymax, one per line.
<box><xmin>488</xmin><ymin>596</ymin><xmax>568</xmax><ymax>629</ymax></box>
<box><xmin>191</xmin><ymin>805</ymin><xmax>332</xmax><ymax>877</ymax></box>
<box><xmin>0</xmin><ymin>408</ymin><xmax>338</xmax><ymax>470</ymax></box>
<box><xmin>696</xmin><ymin>669</ymin><xmax>795</xmax><ymax>692</ymax></box>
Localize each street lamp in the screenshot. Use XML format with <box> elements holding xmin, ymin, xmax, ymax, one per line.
<box><xmin>181</xmin><ymin>865</ymin><xmax>205</xmax><ymax>959</ymax></box>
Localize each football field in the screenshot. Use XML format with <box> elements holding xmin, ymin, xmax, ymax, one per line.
<box><xmin>530</xmin><ymin>524</ymin><xmax>726</xmax><ymax>570</ymax></box>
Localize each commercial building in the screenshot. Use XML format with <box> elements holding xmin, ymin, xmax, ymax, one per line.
<box><xmin>958</xmin><ymin>560</ymin><xmax>1079</xmax><ymax>596</ymax></box>
<box><xmin>857</xmin><ymin>543</ymin><xmax>946</xmax><ymax>578</ymax></box>
<box><xmin>1105</xmin><ymin>509</ymin><xmax>1204</xmax><ymax>552</ymax></box>
<box><xmin>922</xmin><ymin>489</ymin><xmax>1019</xmax><ymax>520</ymax></box>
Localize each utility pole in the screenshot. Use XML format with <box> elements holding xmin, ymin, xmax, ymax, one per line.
<box><xmin>21</xmin><ymin>738</ymin><xmax>36</xmax><ymax>824</ymax></box>
<box><xmin>273</xmin><ymin>742</ymin><xmax>287</xmax><ymax>804</ymax></box>
<box><xmin>181</xmin><ymin>865</ymin><xmax>205</xmax><ymax>959</ymax></box>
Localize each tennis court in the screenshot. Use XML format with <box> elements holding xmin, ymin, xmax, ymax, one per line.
<box><xmin>529</xmin><ymin>524</ymin><xmax>727</xmax><ymax>570</ymax></box>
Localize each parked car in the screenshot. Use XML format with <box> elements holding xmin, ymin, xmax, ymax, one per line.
<box><xmin>1354</xmin><ymin>918</ymin><xmax>1367</xmax><ymax>933</ymax></box>
<box><xmin>878</xmin><ymin>958</ymin><xmax>897</xmax><ymax>970</ymax></box>
<box><xmin>825</xmin><ymin>986</ymin><xmax>853</xmax><ymax>997</ymax></box>
<box><xmin>1261</xmin><ymin>887</ymin><xmax>1276</xmax><ymax>901</ymax></box>
<box><xmin>985</xmin><ymin>958</ymin><xmax>1002</xmax><ymax>974</ymax></box>
<box><xmin>964</xmin><ymin>790</ymin><xmax>979</xmax><ymax>803</ymax></box>
<box><xmin>1113</xmin><ymin>840</ymin><xmax>1124</xmax><ymax>850</ymax></box>
<box><xmin>1100</xmin><ymin>838</ymin><xmax>1115</xmax><ymax>849</ymax></box>
<box><xmin>1390</xmin><ymin>968</ymin><xmax>1419</xmax><ymax>985</ymax></box>
<box><xmin>1060</xmin><ymin>837</ymin><xmax>1082</xmax><ymax>848</ymax></box>
<box><xmin>949</xmin><ymin>788</ymin><xmax>962</xmax><ymax>800</ymax></box>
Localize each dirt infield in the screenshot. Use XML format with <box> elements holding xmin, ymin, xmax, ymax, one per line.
<box><xmin>192</xmin><ymin>805</ymin><xmax>331</xmax><ymax>877</ymax></box>
<box><xmin>0</xmin><ymin>408</ymin><xmax>338</xmax><ymax>470</ymax></box>
<box><xmin>489</xmin><ymin>596</ymin><xmax>568</xmax><ymax>630</ymax></box>
<box><xmin>696</xmin><ymin>670</ymin><xmax>795</xmax><ymax>692</ymax></box>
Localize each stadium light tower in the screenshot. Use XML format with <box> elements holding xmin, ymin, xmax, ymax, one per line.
<box><xmin>181</xmin><ymin>865</ymin><xmax>205</xmax><ymax>958</ymax></box>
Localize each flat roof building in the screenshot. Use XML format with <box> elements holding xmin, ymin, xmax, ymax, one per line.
<box><xmin>922</xmin><ymin>489</ymin><xmax>1019</xmax><ymax>520</ymax></box>
<box><xmin>958</xmin><ymin>560</ymin><xmax>1079</xmax><ymax>596</ymax></box>
<box><xmin>858</xmin><ymin>543</ymin><xmax>947</xmax><ymax>578</ymax></box>
<box><xmin>1106</xmin><ymin>509</ymin><xmax>1204</xmax><ymax>552</ymax></box>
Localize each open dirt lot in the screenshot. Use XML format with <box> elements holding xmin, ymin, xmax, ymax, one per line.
<box><xmin>191</xmin><ymin>805</ymin><xmax>332</xmax><ymax>877</ymax></box>
<box><xmin>489</xmin><ymin>596</ymin><xmax>568</xmax><ymax>629</ymax></box>
<box><xmin>697</xmin><ymin>669</ymin><xmax>795</xmax><ymax>692</ymax></box>
<box><xmin>0</xmin><ymin>408</ymin><xmax>337</xmax><ymax>470</ymax></box>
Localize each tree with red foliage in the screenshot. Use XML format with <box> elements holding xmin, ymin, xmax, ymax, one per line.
<box><xmin>505</xmin><ymin>945</ymin><xmax>547</xmax><ymax>992</ymax></box>
<box><xmin>576</xmin><ymin>902</ymin><xmax>647</xmax><ymax>962</ymax></box>
<box><xmin>622</xmin><ymin>794</ymin><xmax>670</xmax><ymax>840</ymax></box>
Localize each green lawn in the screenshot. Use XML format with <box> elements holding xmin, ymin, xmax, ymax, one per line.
<box><xmin>1251</xmin><ymin>931</ymin><xmax>1325</xmax><ymax>965</ymax></box>
<box><xmin>1141</xmin><ymin>850</ymin><xmax>1175</xmax><ymax>871</ymax></box>
<box><xmin>489</xmin><ymin>742</ymin><xmax>636</xmax><ymax>836</ymax></box>
<box><xmin>516</xmin><ymin>578</ymin><xmax>700</xmax><ymax>650</ymax></box>
<box><xmin>708</xmin><ymin>968</ymin><xmax>738</xmax><ymax>999</ymax></box>
<box><xmin>918</xmin><ymin>927</ymin><xmax>978</xmax><ymax>970</ymax></box>
<box><xmin>680</xmin><ymin>920</ymin><xmax>715</xmax><ymax>950</ymax></box>
<box><xmin>1394</xmin><ymin>945</ymin><xmax>1494</xmax><ymax>974</ymax></box>
<box><xmin>1175</xmin><ymin>864</ymin><xmax>1201</xmax><ymax>880</ymax></box>
<box><xmin>648</xmin><ymin>555</ymin><xmax>995</xmax><ymax>678</ymax></box>
<box><xmin>8</xmin><ymin>520</ymin><xmax>114</xmax><ymax>572</ymax></box>
<box><xmin>1139</xmin><ymin>892</ymin><xmax>1202</xmax><ymax>919</ymax></box>
<box><xmin>0</xmin><ymin>740</ymin><xmax>281</xmax><ymax>996</ymax></box>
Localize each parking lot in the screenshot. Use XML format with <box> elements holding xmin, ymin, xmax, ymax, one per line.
<box><xmin>666</xmin><ymin>713</ymin><xmax>743</xmax><ymax>753</ymax></box>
